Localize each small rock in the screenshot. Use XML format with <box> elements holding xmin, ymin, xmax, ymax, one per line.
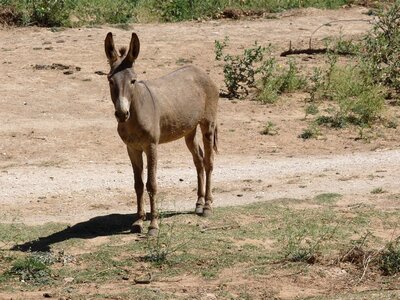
<box><xmin>94</xmin><ymin>70</ymin><xmax>107</xmax><ymax>76</ymax></box>
<box><xmin>43</xmin><ymin>292</ymin><xmax>52</xmax><ymax>298</ymax></box>
<box><xmin>63</xmin><ymin>277</ymin><xmax>74</xmax><ymax>283</ymax></box>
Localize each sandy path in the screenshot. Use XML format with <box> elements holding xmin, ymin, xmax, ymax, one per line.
<box><xmin>2</xmin><ymin>149</ymin><xmax>399</xmax><ymax>224</ymax></box>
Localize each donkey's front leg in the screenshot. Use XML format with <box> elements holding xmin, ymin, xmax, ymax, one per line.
<box><xmin>145</xmin><ymin>143</ymin><xmax>159</xmax><ymax>236</ymax></box>
<box><xmin>127</xmin><ymin>146</ymin><xmax>145</xmax><ymax>233</ymax></box>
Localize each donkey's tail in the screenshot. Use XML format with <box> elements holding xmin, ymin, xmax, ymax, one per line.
<box><xmin>213</xmin><ymin>124</ymin><xmax>219</xmax><ymax>154</ymax></box>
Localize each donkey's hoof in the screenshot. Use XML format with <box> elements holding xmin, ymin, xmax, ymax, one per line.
<box><xmin>148</xmin><ymin>228</ymin><xmax>159</xmax><ymax>237</ymax></box>
<box><xmin>202</xmin><ymin>208</ymin><xmax>213</xmax><ymax>217</ymax></box>
<box><xmin>131</xmin><ymin>223</ymin><xmax>143</xmax><ymax>234</ymax></box>
<box><xmin>195</xmin><ymin>205</ymin><xmax>204</xmax><ymax>215</ymax></box>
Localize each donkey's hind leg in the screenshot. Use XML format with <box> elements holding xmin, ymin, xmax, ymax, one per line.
<box><xmin>185</xmin><ymin>127</ymin><xmax>206</xmax><ymax>215</ymax></box>
<box><xmin>200</xmin><ymin>121</ymin><xmax>216</xmax><ymax>217</ymax></box>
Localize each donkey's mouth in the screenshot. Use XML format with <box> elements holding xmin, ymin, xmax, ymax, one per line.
<box><xmin>115</xmin><ymin>110</ymin><xmax>130</xmax><ymax>123</ymax></box>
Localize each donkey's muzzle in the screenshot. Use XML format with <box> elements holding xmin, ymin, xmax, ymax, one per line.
<box><xmin>115</xmin><ymin>110</ymin><xmax>130</xmax><ymax>123</ymax></box>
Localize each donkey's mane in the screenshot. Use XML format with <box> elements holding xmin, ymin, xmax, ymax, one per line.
<box><xmin>119</xmin><ymin>47</ymin><xmax>127</xmax><ymax>57</ymax></box>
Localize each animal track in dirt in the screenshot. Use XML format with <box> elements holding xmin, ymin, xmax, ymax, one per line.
<box><xmin>32</xmin><ymin>63</ymin><xmax>81</xmax><ymax>75</ymax></box>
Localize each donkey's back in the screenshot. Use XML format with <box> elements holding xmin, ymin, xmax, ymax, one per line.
<box><xmin>145</xmin><ymin>65</ymin><xmax>219</xmax><ymax>144</ymax></box>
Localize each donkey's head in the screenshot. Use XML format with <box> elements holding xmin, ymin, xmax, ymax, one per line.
<box><xmin>105</xmin><ymin>32</ymin><xmax>140</xmax><ymax>123</ymax></box>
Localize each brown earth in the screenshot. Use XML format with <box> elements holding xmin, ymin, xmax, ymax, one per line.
<box><xmin>1</xmin><ymin>6</ymin><xmax>400</xmax><ymax>299</ymax></box>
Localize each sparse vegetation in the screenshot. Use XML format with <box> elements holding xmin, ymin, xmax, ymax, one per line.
<box><xmin>314</xmin><ymin>64</ymin><xmax>385</xmax><ymax>127</ymax></box>
<box><xmin>261</xmin><ymin>121</ymin><xmax>279</xmax><ymax>136</ymax></box>
<box><xmin>257</xmin><ymin>59</ymin><xmax>307</xmax><ymax>104</ymax></box>
<box><xmin>299</xmin><ymin>123</ymin><xmax>321</xmax><ymax>139</ymax></box>
<box><xmin>0</xmin><ymin>0</ymin><xmax>362</xmax><ymax>27</ymax></box>
<box><xmin>1</xmin><ymin>198</ymin><xmax>400</xmax><ymax>298</ymax></box>
<box><xmin>7</xmin><ymin>253</ymin><xmax>53</xmax><ymax>284</ymax></box>
<box><xmin>371</xmin><ymin>187</ymin><xmax>386</xmax><ymax>194</ymax></box>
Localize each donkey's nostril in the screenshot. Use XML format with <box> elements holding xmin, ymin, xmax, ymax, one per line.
<box><xmin>115</xmin><ymin>110</ymin><xmax>130</xmax><ymax>122</ymax></box>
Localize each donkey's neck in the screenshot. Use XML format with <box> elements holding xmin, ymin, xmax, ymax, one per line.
<box><xmin>128</xmin><ymin>81</ymin><xmax>159</xmax><ymax>124</ymax></box>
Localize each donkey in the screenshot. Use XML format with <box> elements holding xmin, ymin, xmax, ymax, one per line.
<box><xmin>104</xmin><ymin>32</ymin><xmax>219</xmax><ymax>236</ymax></box>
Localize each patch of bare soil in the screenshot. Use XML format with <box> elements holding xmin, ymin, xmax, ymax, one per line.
<box><xmin>1</xmin><ymin>6</ymin><xmax>400</xmax><ymax>299</ymax></box>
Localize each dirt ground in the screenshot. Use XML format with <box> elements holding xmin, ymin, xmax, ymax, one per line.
<box><xmin>1</xmin><ymin>6</ymin><xmax>400</xmax><ymax>299</ymax></box>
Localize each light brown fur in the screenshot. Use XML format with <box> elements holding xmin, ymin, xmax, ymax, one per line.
<box><xmin>105</xmin><ymin>32</ymin><xmax>219</xmax><ymax>235</ymax></box>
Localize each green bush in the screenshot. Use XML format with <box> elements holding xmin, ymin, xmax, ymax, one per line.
<box><xmin>3</xmin><ymin>0</ymin><xmax>72</xmax><ymax>26</ymax></box>
<box><xmin>7</xmin><ymin>253</ymin><xmax>53</xmax><ymax>284</ymax></box>
<box><xmin>215</xmin><ymin>40</ymin><xmax>266</xmax><ymax>98</ymax></box>
<box><xmin>308</xmin><ymin>52</ymin><xmax>385</xmax><ymax>128</ymax></box>
<box><xmin>71</xmin><ymin>0</ymin><xmax>136</xmax><ymax>25</ymax></box>
<box><xmin>362</xmin><ymin>2</ymin><xmax>400</xmax><ymax>93</ymax></box>
<box><xmin>258</xmin><ymin>59</ymin><xmax>307</xmax><ymax>104</ymax></box>
<box><xmin>380</xmin><ymin>239</ymin><xmax>400</xmax><ymax>275</ymax></box>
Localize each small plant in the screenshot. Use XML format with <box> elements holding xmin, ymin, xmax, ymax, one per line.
<box><xmin>380</xmin><ymin>238</ymin><xmax>400</xmax><ymax>276</ymax></box>
<box><xmin>214</xmin><ymin>36</ymin><xmax>229</xmax><ymax>61</ymax></box>
<box><xmin>314</xmin><ymin>193</ymin><xmax>342</xmax><ymax>205</ymax></box>
<box><xmin>279</xmin><ymin>60</ymin><xmax>307</xmax><ymax>93</ymax></box>
<box><xmin>257</xmin><ymin>59</ymin><xmax>306</xmax><ymax>104</ymax></box>
<box><xmin>371</xmin><ymin>187</ymin><xmax>386</xmax><ymax>194</ymax></box>
<box><xmin>8</xmin><ymin>253</ymin><xmax>53</xmax><ymax>284</ymax></box>
<box><xmin>144</xmin><ymin>221</ymin><xmax>191</xmax><ymax>265</ymax></box>
<box><xmin>261</xmin><ymin>121</ymin><xmax>279</xmax><ymax>136</ymax></box>
<box><xmin>305</xmin><ymin>103</ymin><xmax>319</xmax><ymax>118</ymax></box>
<box><xmin>328</xmin><ymin>32</ymin><xmax>360</xmax><ymax>55</ymax></box>
<box><xmin>299</xmin><ymin>123</ymin><xmax>320</xmax><ymax>139</ymax></box>
<box><xmin>281</xmin><ymin>220</ymin><xmax>339</xmax><ymax>264</ymax></box>
<box><xmin>386</xmin><ymin>118</ymin><xmax>398</xmax><ymax>129</ymax></box>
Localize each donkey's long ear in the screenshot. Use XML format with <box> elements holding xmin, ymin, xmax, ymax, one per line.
<box><xmin>105</xmin><ymin>32</ymin><xmax>118</xmax><ymax>65</ymax></box>
<box><xmin>127</xmin><ymin>33</ymin><xmax>140</xmax><ymax>63</ymax></box>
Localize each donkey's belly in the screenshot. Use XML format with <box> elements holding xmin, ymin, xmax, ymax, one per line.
<box><xmin>158</xmin><ymin>120</ymin><xmax>198</xmax><ymax>144</ymax></box>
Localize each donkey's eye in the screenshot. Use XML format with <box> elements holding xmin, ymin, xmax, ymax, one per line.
<box><xmin>130</xmin><ymin>79</ymin><xmax>136</xmax><ymax>85</ymax></box>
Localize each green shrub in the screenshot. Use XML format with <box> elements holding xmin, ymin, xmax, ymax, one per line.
<box><xmin>305</xmin><ymin>103</ymin><xmax>319</xmax><ymax>117</ymax></box>
<box><xmin>327</xmin><ymin>66</ymin><xmax>384</xmax><ymax>126</ymax></box>
<box><xmin>71</xmin><ymin>0</ymin><xmax>136</xmax><ymax>25</ymax></box>
<box><xmin>380</xmin><ymin>239</ymin><xmax>400</xmax><ymax>275</ymax></box>
<box><xmin>8</xmin><ymin>253</ymin><xmax>53</xmax><ymax>284</ymax></box>
<box><xmin>308</xmin><ymin>50</ymin><xmax>385</xmax><ymax>128</ymax></box>
<box><xmin>257</xmin><ymin>59</ymin><xmax>306</xmax><ymax>104</ymax></box>
<box><xmin>215</xmin><ymin>39</ymin><xmax>266</xmax><ymax>98</ymax></box>
<box><xmin>4</xmin><ymin>0</ymin><xmax>73</xmax><ymax>26</ymax></box>
<box><xmin>362</xmin><ymin>2</ymin><xmax>400</xmax><ymax>93</ymax></box>
<box><xmin>215</xmin><ymin>37</ymin><xmax>306</xmax><ymax>100</ymax></box>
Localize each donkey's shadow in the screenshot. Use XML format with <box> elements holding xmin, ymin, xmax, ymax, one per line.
<box><xmin>12</xmin><ymin>211</ymin><xmax>190</xmax><ymax>252</ymax></box>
